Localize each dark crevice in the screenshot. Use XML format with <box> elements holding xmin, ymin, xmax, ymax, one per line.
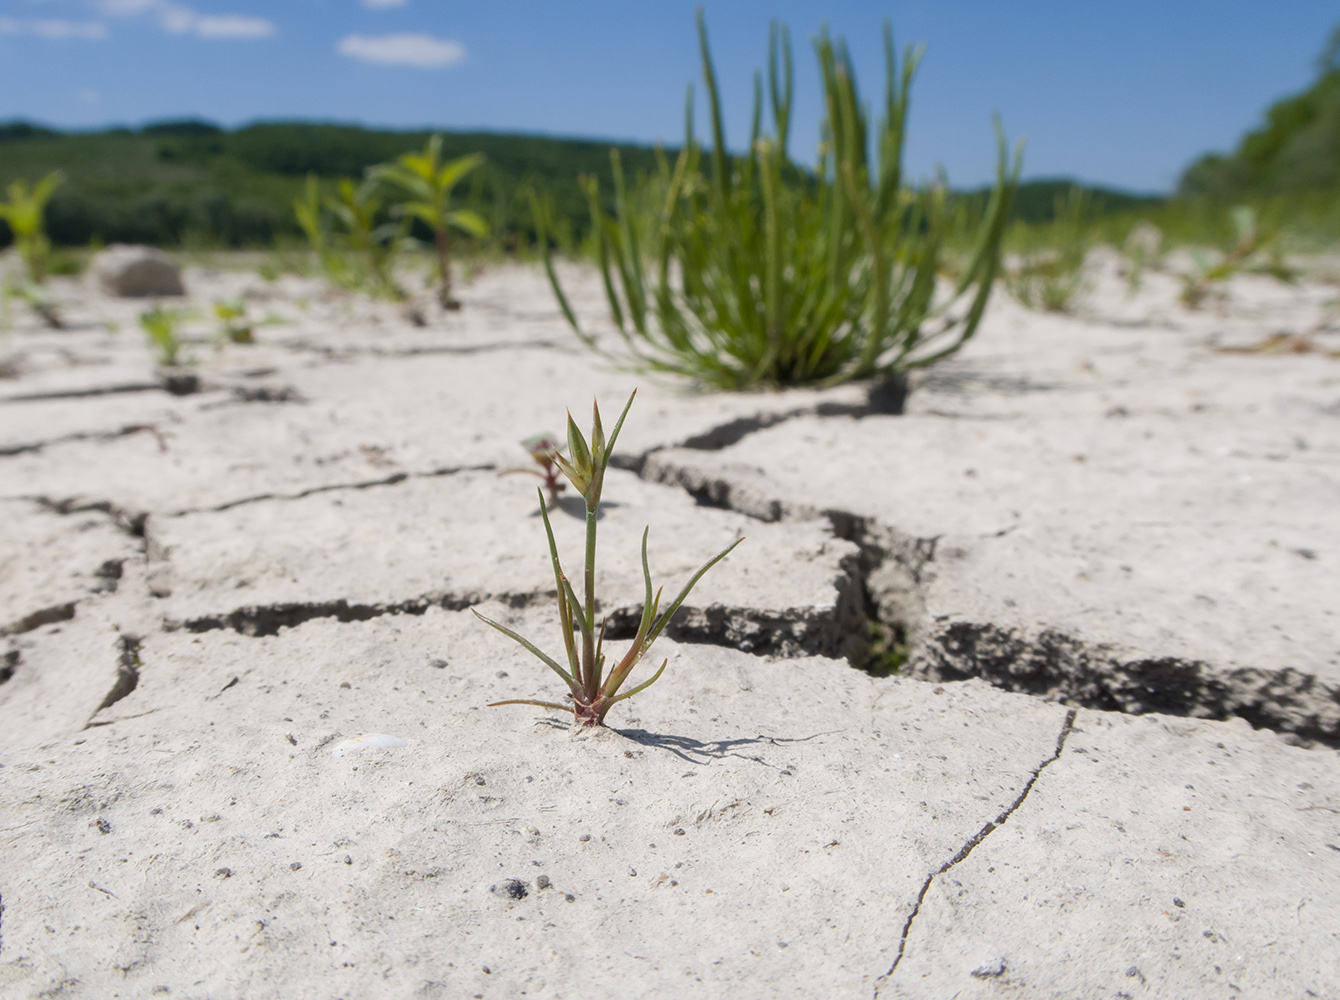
<box><xmin>90</xmin><ymin>636</ymin><xmax>142</xmax><ymax>719</ymax></box>
<box><xmin>0</xmin><ymin>649</ymin><xmax>19</xmax><ymax>685</ymax></box>
<box><xmin>0</xmin><ymin>423</ymin><xmax>169</xmax><ymax>458</ymax></box>
<box><xmin>1</xmin><ymin>602</ymin><xmax>76</xmax><ymax>638</ymax></box>
<box><xmin>637</xmin><ymin>451</ymin><xmax>1340</xmax><ymax>747</ymax></box>
<box><xmin>33</xmin><ymin>496</ymin><xmax>148</xmax><ymax>538</ymax></box>
<box><xmin>874</xmin><ymin>708</ymin><xmax>1077</xmax><ymax>997</ymax></box>
<box><xmin>177</xmin><ymin>591</ymin><xmax>540</xmax><ymax>638</ymax></box>
<box><xmin>174</xmin><ymin>463</ymin><xmax>495</xmax><ymax>515</ymax></box>
<box><xmin>281</xmin><ymin>339</ymin><xmax>565</xmax><ymax>361</ymax></box>
<box><xmin>0</xmin><ymin>381</ymin><xmax>166</xmax><ymax>403</ymax></box>
<box><xmin>915</xmin><ymin>621</ymin><xmax>1340</xmax><ymax>749</ymax></box>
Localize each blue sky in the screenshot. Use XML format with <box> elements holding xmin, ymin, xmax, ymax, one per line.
<box><xmin>0</xmin><ymin>1</ymin><xmax>1335</xmax><ymax>193</ymax></box>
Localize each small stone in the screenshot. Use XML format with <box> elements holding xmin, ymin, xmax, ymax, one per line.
<box><xmin>673</xmin><ymin>828</ymin><xmax>686</xmax><ymax>836</ymax></box>
<box><xmin>215</xmin><ymin>868</ymin><xmax>232</xmax><ymax>879</ymax></box>
<box><xmin>536</xmin><ymin>875</ymin><xmax>552</xmax><ymax>890</ymax></box>
<box><xmin>344</xmin><ymin>855</ymin><xmax>352</xmax><ymax>865</ymax></box>
<box><xmin>490</xmin><ymin>879</ymin><xmax>528</xmax><ymax>901</ymax></box>
<box><xmin>579</xmin><ymin>833</ymin><xmax>591</xmax><ymax>842</ymax></box>
<box><xmin>1173</xmin><ymin>897</ymin><xmax>1185</xmax><ymax>908</ymax></box>
<box><xmin>92</xmin><ymin>244</ymin><xmax>184</xmax><ymax>297</ymax></box>
<box><xmin>289</xmin><ymin>862</ymin><xmax>302</xmax><ymax>871</ymax></box>
<box><xmin>971</xmin><ymin>958</ymin><xmax>1006</xmax><ymax>979</ymax></box>
<box><xmin>95</xmin><ymin>817</ymin><xmax>111</xmax><ymax>834</ymax></box>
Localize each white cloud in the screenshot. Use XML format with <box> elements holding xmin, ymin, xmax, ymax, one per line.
<box><xmin>361</xmin><ymin>0</ymin><xmax>409</xmax><ymax>8</ymax></box>
<box><xmin>0</xmin><ymin>16</ymin><xmax>107</xmax><ymax>38</ymax></box>
<box><xmin>97</xmin><ymin>1</ymin><xmax>274</xmax><ymax>39</ymax></box>
<box><xmin>337</xmin><ymin>32</ymin><xmax>463</xmax><ymax>69</ymax></box>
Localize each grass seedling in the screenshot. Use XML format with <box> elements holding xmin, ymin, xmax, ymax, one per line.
<box><xmin>140</xmin><ymin>305</ymin><xmax>194</xmax><ymax>367</ymax></box>
<box><xmin>474</xmin><ymin>391</ymin><xmax>743</xmax><ymax>727</ymax></box>
<box><xmin>501</xmin><ymin>434</ymin><xmax>568</xmax><ymax>508</ymax></box>
<box><xmin>372</xmin><ymin>135</ymin><xmax>488</xmax><ymax>310</ymax></box>
<box><xmin>1004</xmin><ymin>187</ymin><xmax>1093</xmax><ymax>313</ymax></box>
<box><xmin>537</xmin><ymin>14</ymin><xmax>1020</xmax><ymax>390</ymax></box>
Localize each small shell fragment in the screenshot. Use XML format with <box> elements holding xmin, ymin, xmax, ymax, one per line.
<box><xmin>329</xmin><ymin>733</ymin><xmax>408</xmax><ymax>757</ymax></box>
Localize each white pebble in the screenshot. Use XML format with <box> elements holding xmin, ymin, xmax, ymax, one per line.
<box><xmin>330</xmin><ymin>733</ymin><xmax>408</xmax><ymax>757</ymax></box>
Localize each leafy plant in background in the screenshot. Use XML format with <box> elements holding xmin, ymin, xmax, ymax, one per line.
<box><xmin>1003</xmin><ymin>186</ymin><xmax>1093</xmax><ymax>313</ymax></box>
<box><xmin>1179</xmin><ymin>205</ymin><xmax>1297</xmax><ymax>308</ymax></box>
<box><xmin>326</xmin><ymin>178</ymin><xmax>407</xmax><ymax>301</ymax></box>
<box><xmin>537</xmin><ymin>13</ymin><xmax>1020</xmax><ymax>390</ymax></box>
<box><xmin>293</xmin><ymin>175</ymin><xmax>351</xmax><ymax>288</ymax></box>
<box><xmin>474</xmin><ymin>392</ymin><xmax>743</xmax><ymax>727</ymax></box>
<box><xmin>0</xmin><ymin>171</ymin><xmax>63</xmax><ymax>285</ymax></box>
<box><xmin>501</xmin><ymin>433</ymin><xmax>568</xmax><ymax>508</ymax></box>
<box><xmin>372</xmin><ymin>134</ymin><xmax>488</xmax><ymax>309</ymax></box>
<box><xmin>140</xmin><ymin>304</ymin><xmax>194</xmax><ymax>367</ymax></box>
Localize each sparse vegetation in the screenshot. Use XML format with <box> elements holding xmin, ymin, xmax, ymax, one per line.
<box><xmin>1003</xmin><ymin>187</ymin><xmax>1093</xmax><ymax>313</ymax></box>
<box><xmin>140</xmin><ymin>304</ymin><xmax>194</xmax><ymax>367</ymax></box>
<box><xmin>475</xmin><ymin>392</ymin><xmax>743</xmax><ymax>727</ymax></box>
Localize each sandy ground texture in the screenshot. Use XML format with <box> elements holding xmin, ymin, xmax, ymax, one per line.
<box><xmin>1</xmin><ymin>251</ymin><xmax>1339</xmax><ymax>999</ymax></box>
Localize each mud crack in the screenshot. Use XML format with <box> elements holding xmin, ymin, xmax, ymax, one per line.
<box><xmin>87</xmin><ymin>635</ymin><xmax>142</xmax><ymax>723</ymax></box>
<box><xmin>176</xmin><ymin>463</ymin><xmax>494</xmax><ymax>515</ymax></box>
<box><xmin>177</xmin><ymin>591</ymin><xmax>539</xmax><ymax>638</ymax></box>
<box><xmin>873</xmin><ymin>708</ymin><xmax>1077</xmax><ymax>996</ymax></box>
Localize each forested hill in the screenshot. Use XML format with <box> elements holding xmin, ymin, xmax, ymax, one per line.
<box><xmin>0</xmin><ymin>119</ymin><xmax>666</xmax><ymax>248</ymax></box>
<box><xmin>1180</xmin><ymin>30</ymin><xmax>1340</xmax><ymax>199</ymax></box>
<box><xmin>0</xmin><ymin>118</ymin><xmax>1160</xmax><ymax>248</ymax></box>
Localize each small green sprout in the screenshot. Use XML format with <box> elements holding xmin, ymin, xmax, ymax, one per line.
<box><xmin>140</xmin><ymin>305</ymin><xmax>194</xmax><ymax>367</ymax></box>
<box><xmin>474</xmin><ymin>391</ymin><xmax>743</xmax><ymax>727</ymax></box>
<box><xmin>213</xmin><ymin>297</ymin><xmax>253</xmax><ymax>343</ymax></box>
<box><xmin>500</xmin><ymin>434</ymin><xmax>567</xmax><ymax>508</ymax></box>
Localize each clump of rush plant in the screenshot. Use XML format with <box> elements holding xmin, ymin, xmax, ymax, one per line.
<box><xmin>1003</xmin><ymin>186</ymin><xmax>1093</xmax><ymax>313</ymax></box>
<box><xmin>535</xmin><ymin>13</ymin><xmax>1020</xmax><ymax>390</ymax></box>
<box><xmin>140</xmin><ymin>304</ymin><xmax>194</xmax><ymax>367</ymax></box>
<box><xmin>1179</xmin><ymin>205</ymin><xmax>1297</xmax><ymax>308</ymax></box>
<box><xmin>474</xmin><ymin>391</ymin><xmax>743</xmax><ymax>727</ymax></box>
<box><xmin>372</xmin><ymin>135</ymin><xmax>488</xmax><ymax>310</ymax></box>
<box><xmin>501</xmin><ymin>433</ymin><xmax>568</xmax><ymax>508</ymax></box>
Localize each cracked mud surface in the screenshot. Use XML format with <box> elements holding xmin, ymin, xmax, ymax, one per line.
<box><xmin>2</xmin><ymin>257</ymin><xmax>1339</xmax><ymax>998</ymax></box>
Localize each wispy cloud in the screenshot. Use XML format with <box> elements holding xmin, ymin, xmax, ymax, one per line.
<box><xmin>337</xmin><ymin>32</ymin><xmax>463</xmax><ymax>68</ymax></box>
<box><xmin>97</xmin><ymin>1</ymin><xmax>275</xmax><ymax>39</ymax></box>
<box><xmin>0</xmin><ymin>16</ymin><xmax>107</xmax><ymax>39</ymax></box>
<box><xmin>361</xmin><ymin>0</ymin><xmax>409</xmax><ymax>8</ymax></box>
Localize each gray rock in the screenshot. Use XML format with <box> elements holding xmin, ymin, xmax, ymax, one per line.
<box><xmin>92</xmin><ymin>245</ymin><xmax>184</xmax><ymax>297</ymax></box>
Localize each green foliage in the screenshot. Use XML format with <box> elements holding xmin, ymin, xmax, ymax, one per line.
<box><xmin>0</xmin><ymin>171</ymin><xmax>63</xmax><ymax>283</ymax></box>
<box><xmin>324</xmin><ymin>177</ymin><xmax>407</xmax><ymax>300</ymax></box>
<box><xmin>1178</xmin><ymin>205</ymin><xmax>1297</xmax><ymax>308</ymax></box>
<box><xmin>139</xmin><ymin>305</ymin><xmax>194</xmax><ymax>367</ymax></box>
<box><xmin>540</xmin><ymin>14</ymin><xmax>1020</xmax><ymax>390</ymax></box>
<box><xmin>475</xmin><ymin>392</ymin><xmax>742</xmax><ymax>727</ymax></box>
<box><xmin>213</xmin><ymin>296</ymin><xmax>253</xmax><ymax>343</ymax></box>
<box><xmin>1180</xmin><ymin>26</ymin><xmax>1340</xmax><ymax>199</ymax></box>
<box><xmin>372</xmin><ymin>135</ymin><xmax>487</xmax><ymax>308</ymax></box>
<box><xmin>1003</xmin><ymin>187</ymin><xmax>1093</xmax><ymax>313</ymax></box>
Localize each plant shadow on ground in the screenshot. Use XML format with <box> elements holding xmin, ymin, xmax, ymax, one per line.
<box><xmin>528</xmin><ymin>716</ymin><xmax>837</xmax><ymax>766</ymax></box>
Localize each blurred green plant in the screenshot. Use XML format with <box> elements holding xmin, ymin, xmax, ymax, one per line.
<box><xmin>537</xmin><ymin>14</ymin><xmax>1020</xmax><ymax>390</ymax></box>
<box><xmin>327</xmin><ymin>177</ymin><xmax>407</xmax><ymax>301</ymax></box>
<box><xmin>213</xmin><ymin>296</ymin><xmax>255</xmax><ymax>343</ymax></box>
<box><xmin>1120</xmin><ymin>221</ymin><xmax>1164</xmax><ymax>295</ymax></box>
<box><xmin>1179</xmin><ymin>205</ymin><xmax>1297</xmax><ymax>308</ymax></box>
<box><xmin>372</xmin><ymin>135</ymin><xmax>488</xmax><ymax>309</ymax></box>
<box><xmin>475</xmin><ymin>391</ymin><xmax>743</xmax><ymax>727</ymax></box>
<box><xmin>1003</xmin><ymin>186</ymin><xmax>1093</xmax><ymax>313</ymax></box>
<box><xmin>0</xmin><ymin>171</ymin><xmax>63</xmax><ymax>284</ymax></box>
<box><xmin>140</xmin><ymin>304</ymin><xmax>195</xmax><ymax>367</ymax></box>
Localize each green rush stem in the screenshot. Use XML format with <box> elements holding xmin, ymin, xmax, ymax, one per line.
<box><xmin>583</xmin><ymin>497</ymin><xmax>599</xmax><ymax>697</ymax></box>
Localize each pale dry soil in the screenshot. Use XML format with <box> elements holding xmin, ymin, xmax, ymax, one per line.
<box><xmin>1</xmin><ymin>254</ymin><xmax>1338</xmax><ymax>999</ymax></box>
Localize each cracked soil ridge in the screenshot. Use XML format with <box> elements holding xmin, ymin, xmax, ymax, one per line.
<box><xmin>873</xmin><ymin>707</ymin><xmax>1078</xmax><ymax>996</ymax></box>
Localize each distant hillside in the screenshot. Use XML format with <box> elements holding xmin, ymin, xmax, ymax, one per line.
<box><xmin>0</xmin><ymin>118</ymin><xmax>1160</xmax><ymax>248</ymax></box>
<box><xmin>1180</xmin><ymin>27</ymin><xmax>1340</xmax><ymax>198</ymax></box>
<box><xmin>0</xmin><ymin>120</ymin><xmax>665</xmax><ymax>248</ymax></box>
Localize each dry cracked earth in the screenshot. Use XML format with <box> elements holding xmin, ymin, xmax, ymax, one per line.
<box><xmin>1</xmin><ymin>253</ymin><xmax>1339</xmax><ymax>999</ymax></box>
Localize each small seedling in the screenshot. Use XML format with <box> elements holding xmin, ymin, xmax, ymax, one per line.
<box><xmin>0</xmin><ymin>171</ymin><xmax>63</xmax><ymax>285</ymax></box>
<box><xmin>501</xmin><ymin>434</ymin><xmax>568</xmax><ymax>507</ymax></box>
<box><xmin>213</xmin><ymin>297</ymin><xmax>253</xmax><ymax>343</ymax></box>
<box><xmin>1179</xmin><ymin>205</ymin><xmax>1297</xmax><ymax>308</ymax></box>
<box><xmin>474</xmin><ymin>391</ymin><xmax>743</xmax><ymax>727</ymax></box>
<box><xmin>372</xmin><ymin>134</ymin><xmax>488</xmax><ymax>310</ymax></box>
<box><xmin>140</xmin><ymin>305</ymin><xmax>194</xmax><ymax>367</ymax></box>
